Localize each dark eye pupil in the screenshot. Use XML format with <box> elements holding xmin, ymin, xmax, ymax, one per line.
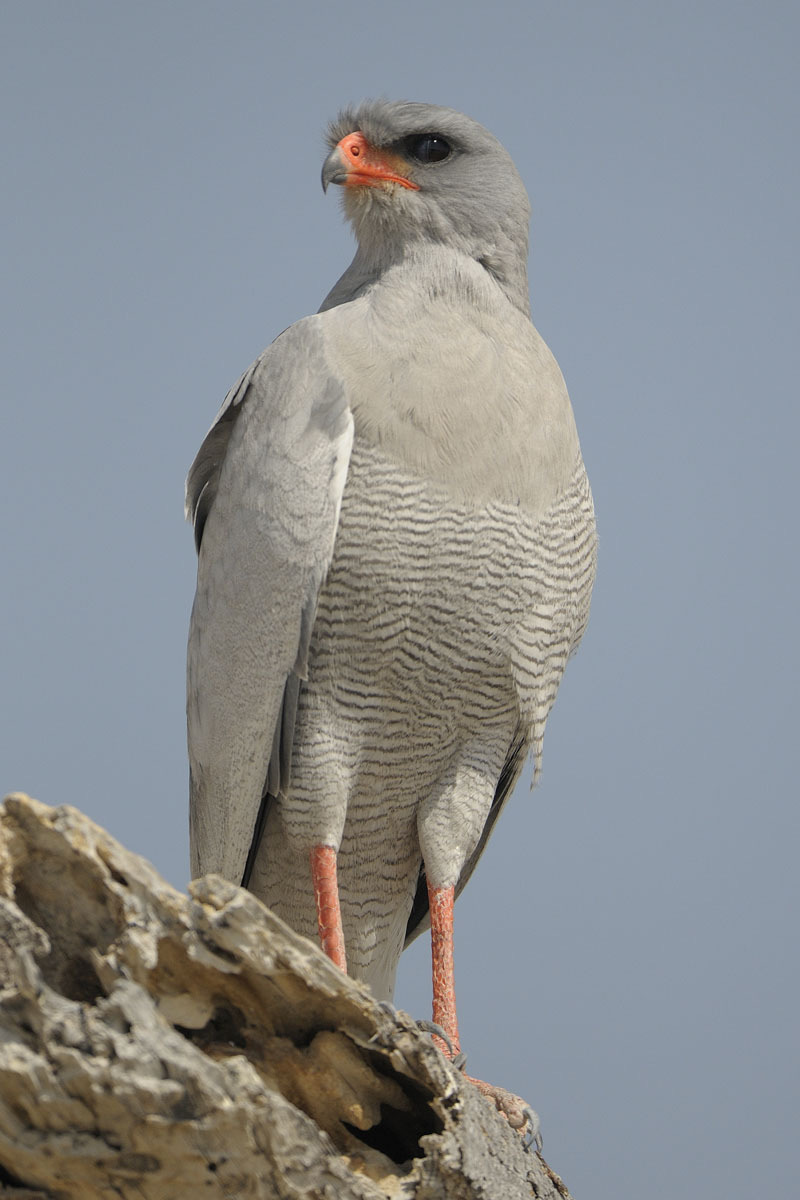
<box><xmin>410</xmin><ymin>134</ymin><xmax>451</xmax><ymax>164</ymax></box>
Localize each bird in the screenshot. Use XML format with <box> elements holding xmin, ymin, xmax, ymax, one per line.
<box><xmin>186</xmin><ymin>99</ymin><xmax>596</xmax><ymax>1132</ymax></box>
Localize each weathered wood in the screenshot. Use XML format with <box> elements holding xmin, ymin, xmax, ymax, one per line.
<box><xmin>0</xmin><ymin>794</ymin><xmax>571</xmax><ymax>1199</ymax></box>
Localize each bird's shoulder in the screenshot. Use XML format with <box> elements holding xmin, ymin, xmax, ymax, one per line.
<box><xmin>186</xmin><ymin>315</ymin><xmax>353</xmax><ymax>551</ymax></box>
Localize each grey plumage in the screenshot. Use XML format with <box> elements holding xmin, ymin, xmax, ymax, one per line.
<box><xmin>187</xmin><ymin>101</ymin><xmax>596</xmax><ymax>1002</ymax></box>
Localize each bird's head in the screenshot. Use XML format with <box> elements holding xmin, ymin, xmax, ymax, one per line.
<box><xmin>321</xmin><ymin>100</ymin><xmax>531</xmax><ymax>311</ymax></box>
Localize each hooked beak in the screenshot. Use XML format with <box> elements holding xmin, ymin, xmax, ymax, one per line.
<box><xmin>321</xmin><ymin>131</ymin><xmax>420</xmax><ymax>193</ymax></box>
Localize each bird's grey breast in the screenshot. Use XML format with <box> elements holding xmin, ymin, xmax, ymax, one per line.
<box><xmin>309</xmin><ymin>256</ymin><xmax>597</xmax><ymax>769</ymax></box>
<box><xmin>319</xmin><ymin>251</ymin><xmax>581</xmax><ymax>516</ymax></box>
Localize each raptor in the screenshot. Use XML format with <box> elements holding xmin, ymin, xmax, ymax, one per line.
<box><xmin>187</xmin><ymin>99</ymin><xmax>596</xmax><ymax>1133</ymax></box>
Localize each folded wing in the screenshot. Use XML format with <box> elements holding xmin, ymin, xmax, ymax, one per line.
<box><xmin>186</xmin><ymin>317</ymin><xmax>354</xmax><ymax>883</ymax></box>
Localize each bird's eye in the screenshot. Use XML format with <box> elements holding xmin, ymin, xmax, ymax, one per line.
<box><xmin>408</xmin><ymin>134</ymin><xmax>452</xmax><ymax>164</ymax></box>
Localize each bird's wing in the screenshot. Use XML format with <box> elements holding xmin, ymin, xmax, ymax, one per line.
<box><xmin>186</xmin><ymin>316</ymin><xmax>354</xmax><ymax>883</ymax></box>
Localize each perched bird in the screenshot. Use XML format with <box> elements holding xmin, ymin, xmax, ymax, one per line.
<box><xmin>187</xmin><ymin>100</ymin><xmax>596</xmax><ymax>1129</ymax></box>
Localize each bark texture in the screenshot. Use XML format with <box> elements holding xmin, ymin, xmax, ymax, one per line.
<box><xmin>0</xmin><ymin>794</ymin><xmax>571</xmax><ymax>1199</ymax></box>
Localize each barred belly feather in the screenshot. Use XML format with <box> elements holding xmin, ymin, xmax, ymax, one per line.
<box><xmin>250</xmin><ymin>439</ymin><xmax>596</xmax><ymax>999</ymax></box>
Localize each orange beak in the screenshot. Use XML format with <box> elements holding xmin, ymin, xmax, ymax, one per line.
<box><xmin>321</xmin><ymin>131</ymin><xmax>420</xmax><ymax>192</ymax></box>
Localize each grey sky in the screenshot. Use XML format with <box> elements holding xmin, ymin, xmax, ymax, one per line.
<box><xmin>2</xmin><ymin>2</ymin><xmax>797</xmax><ymax>1196</ymax></box>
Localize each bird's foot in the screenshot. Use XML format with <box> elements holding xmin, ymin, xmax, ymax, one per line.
<box><xmin>420</xmin><ymin>1023</ymin><xmax>541</xmax><ymax>1148</ymax></box>
<box><xmin>465</xmin><ymin>1075</ymin><xmax>542</xmax><ymax>1149</ymax></box>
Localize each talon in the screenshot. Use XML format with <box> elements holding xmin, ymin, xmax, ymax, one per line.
<box><xmin>521</xmin><ymin>1105</ymin><xmax>543</xmax><ymax>1152</ymax></box>
<box><xmin>416</xmin><ymin>1018</ymin><xmax>458</xmax><ymax>1057</ymax></box>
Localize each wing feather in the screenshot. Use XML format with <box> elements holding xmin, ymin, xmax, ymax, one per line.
<box><xmin>187</xmin><ymin>317</ymin><xmax>354</xmax><ymax>884</ymax></box>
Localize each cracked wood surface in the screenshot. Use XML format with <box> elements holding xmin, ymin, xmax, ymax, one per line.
<box><xmin>0</xmin><ymin>794</ymin><xmax>572</xmax><ymax>1199</ymax></box>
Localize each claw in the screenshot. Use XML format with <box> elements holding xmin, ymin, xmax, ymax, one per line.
<box><xmin>521</xmin><ymin>1105</ymin><xmax>543</xmax><ymax>1152</ymax></box>
<box><xmin>415</xmin><ymin>1018</ymin><xmax>468</xmax><ymax>1070</ymax></box>
<box><xmin>368</xmin><ymin>1000</ymin><xmax>402</xmax><ymax>1045</ymax></box>
<box><xmin>416</xmin><ymin>1018</ymin><xmax>458</xmax><ymax>1058</ymax></box>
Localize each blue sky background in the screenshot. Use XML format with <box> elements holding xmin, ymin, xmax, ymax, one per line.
<box><xmin>2</xmin><ymin>3</ymin><xmax>798</xmax><ymax>1196</ymax></box>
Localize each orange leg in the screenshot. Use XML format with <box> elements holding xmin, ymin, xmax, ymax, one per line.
<box><xmin>427</xmin><ymin>880</ymin><xmax>539</xmax><ymax>1143</ymax></box>
<box><xmin>428</xmin><ymin>883</ymin><xmax>461</xmax><ymax>1055</ymax></box>
<box><xmin>310</xmin><ymin>844</ymin><xmax>347</xmax><ymax>973</ymax></box>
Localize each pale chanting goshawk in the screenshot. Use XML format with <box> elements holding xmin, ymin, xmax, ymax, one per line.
<box><xmin>186</xmin><ymin>100</ymin><xmax>596</xmax><ymax>1134</ymax></box>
